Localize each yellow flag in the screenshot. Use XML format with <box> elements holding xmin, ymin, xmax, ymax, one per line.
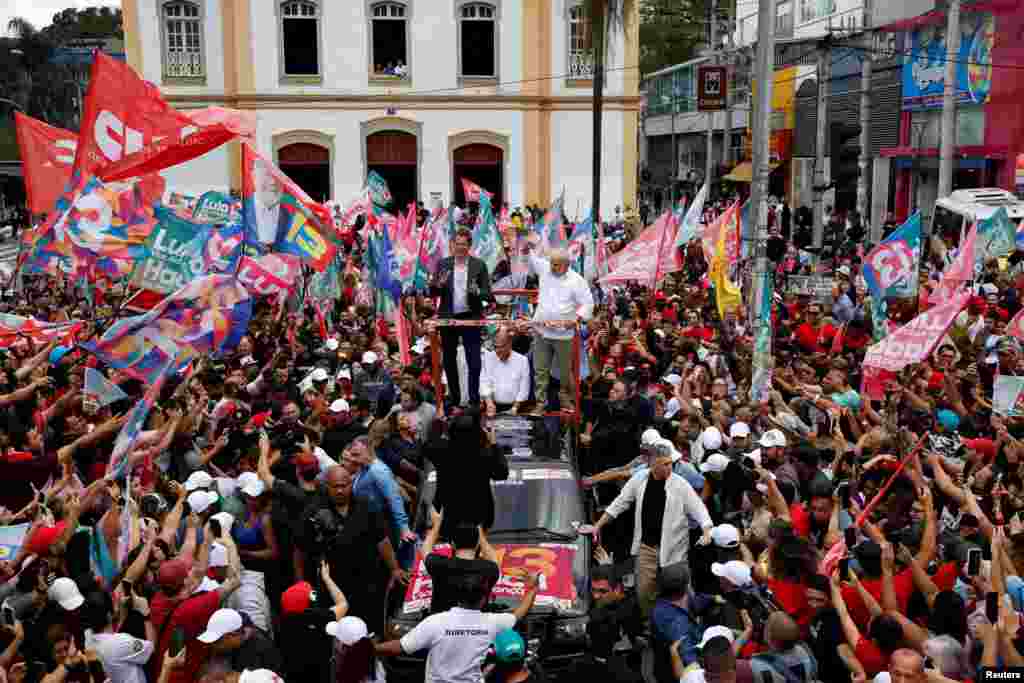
<box><xmin>710</xmin><ymin>225</ymin><xmax>741</xmax><ymax>319</ymax></box>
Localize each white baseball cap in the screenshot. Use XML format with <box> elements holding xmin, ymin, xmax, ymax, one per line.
<box><xmin>187</xmin><ymin>490</ymin><xmax>219</xmax><ymax>515</ymax></box>
<box><xmin>641</xmin><ymin>428</ymin><xmax>662</xmax><ymax>448</ymax></box>
<box><xmin>711</xmin><ymin>561</ymin><xmax>753</xmax><ymax>588</ymax></box>
<box><xmin>329</xmin><ymin>399</ymin><xmax>350</xmax><ymax>414</ymax></box>
<box><xmin>701</xmin><ymin>427</ymin><xmax>723</xmax><ymax>451</ymax></box>
<box><xmin>699</xmin><ymin>452</ymin><xmax>730</xmax><ymax>474</ymax></box>
<box><xmin>237</xmin><ymin>472</ymin><xmax>265</xmax><ymax>498</ymax></box>
<box><xmin>711</xmin><ymin>524</ymin><xmax>740</xmax><ymax>549</ymax></box>
<box><xmin>325</xmin><ymin>338</ymin><xmax>339</xmax><ymax>351</ymax></box>
<box><xmin>663</xmin><ymin>374</ymin><xmax>683</xmax><ymax>387</ymax></box>
<box><xmin>209</xmin><ymin>543</ymin><xmax>229</xmax><ymax>568</ymax></box>
<box><xmin>664</xmin><ymin>398</ymin><xmax>681</xmax><ymax>420</ymax></box>
<box><xmin>681</xmin><ymin>670</ymin><xmax>707</xmax><ymax>683</ymax></box>
<box><xmin>210</xmin><ymin>511</ymin><xmax>235</xmax><ymax>534</ymax></box>
<box><xmin>362</xmin><ymin>351</ymin><xmax>379</xmax><ymax>364</ymax></box>
<box><xmin>184</xmin><ymin>470</ymin><xmax>214</xmax><ymax>492</ymax></box>
<box><xmin>336</xmin><ymin>368</ymin><xmax>352</xmax><ymax>380</ymax></box>
<box><xmin>729</xmin><ymin>422</ymin><xmax>751</xmax><ymax>439</ymax></box>
<box><xmin>325</xmin><ymin>616</ymin><xmax>373</xmax><ymax>645</ymax></box>
<box><xmin>239</xmin><ymin>671</ymin><xmax>285</xmax><ymax>683</ymax></box>
<box><xmin>698</xmin><ymin>624</ymin><xmax>735</xmax><ymax>649</ymax></box>
<box><xmin>311</xmin><ymin>368</ymin><xmax>329</xmax><ymax>382</ymax></box>
<box><xmin>48</xmin><ymin>577</ymin><xmax>84</xmax><ymax>611</ymax></box>
<box><xmin>759</xmin><ymin>429</ymin><xmax>787</xmax><ymax>448</ymax></box>
<box><xmin>197</xmin><ymin>608</ymin><xmax>243</xmax><ymax>644</ymax></box>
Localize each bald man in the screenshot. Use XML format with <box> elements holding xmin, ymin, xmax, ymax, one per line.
<box><xmin>299</xmin><ymin>465</ymin><xmax>408</xmax><ymax>635</ymax></box>
<box><xmin>888</xmin><ymin>649</ymin><xmax>926</xmax><ymax>683</ymax></box>
<box><xmin>481</xmin><ymin>328</ymin><xmax>530</xmax><ymax>415</ymax></box>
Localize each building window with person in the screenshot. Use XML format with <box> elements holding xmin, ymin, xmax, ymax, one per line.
<box><xmin>457</xmin><ymin>2</ymin><xmax>498</xmax><ymax>82</ymax></box>
<box><xmin>369</xmin><ymin>1</ymin><xmax>411</xmax><ymax>80</ymax></box>
<box><xmin>279</xmin><ymin>0</ymin><xmax>321</xmax><ymax>80</ymax></box>
<box><xmin>161</xmin><ymin>1</ymin><xmax>205</xmax><ymax>82</ymax></box>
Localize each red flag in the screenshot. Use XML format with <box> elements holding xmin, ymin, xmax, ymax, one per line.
<box><xmin>601</xmin><ymin>212</ymin><xmax>681</xmax><ymax>284</ymax></box>
<box><xmin>461</xmin><ymin>178</ymin><xmax>493</xmax><ymax>202</ymax></box>
<box><xmin>396</xmin><ymin>301</ymin><xmax>412</xmax><ymax>366</ymax></box>
<box><xmin>73</xmin><ymin>53</ymin><xmax>235</xmax><ymax>180</ymax></box>
<box><xmin>14</xmin><ymin>113</ymin><xmax>78</xmax><ymax>215</ymax></box>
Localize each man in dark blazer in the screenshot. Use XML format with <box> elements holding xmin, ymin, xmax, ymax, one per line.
<box><xmin>430</xmin><ymin>228</ymin><xmax>493</xmax><ymax>408</ymax></box>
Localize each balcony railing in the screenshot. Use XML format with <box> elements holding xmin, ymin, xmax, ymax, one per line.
<box><xmin>568</xmin><ymin>49</ymin><xmax>595</xmax><ymax>80</ymax></box>
<box><xmin>165</xmin><ymin>51</ymin><xmax>204</xmax><ymax>79</ymax></box>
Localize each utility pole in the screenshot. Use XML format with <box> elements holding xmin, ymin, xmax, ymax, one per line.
<box><xmin>591</xmin><ymin>1</ymin><xmax>606</xmax><ymax>225</ymax></box>
<box><xmin>938</xmin><ymin>0</ymin><xmax>960</xmax><ymax>199</ymax></box>
<box><xmin>749</xmin><ymin>0</ymin><xmax>775</xmax><ymax>402</ymax></box>
<box><xmin>858</xmin><ymin>0</ymin><xmax>874</xmax><ymax>241</ymax></box>
<box><xmin>705</xmin><ymin>0</ymin><xmax>718</xmax><ymax>196</ymax></box>
<box><xmin>811</xmin><ymin>36</ymin><xmax>831</xmax><ymax>265</ymax></box>
<box><xmin>672</xmin><ymin>90</ymin><xmax>678</xmax><ymax>208</ymax></box>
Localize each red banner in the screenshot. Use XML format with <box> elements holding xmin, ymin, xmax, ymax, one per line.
<box><xmin>73</xmin><ymin>53</ymin><xmax>235</xmax><ymax>180</ymax></box>
<box><xmin>403</xmin><ymin>543</ymin><xmax>579</xmax><ymax>613</ymax></box>
<box><xmin>14</xmin><ymin>113</ymin><xmax>78</xmax><ymax>215</ymax></box>
<box><xmin>600</xmin><ymin>211</ymin><xmax>680</xmax><ymax>284</ymax></box>
<box><xmin>863</xmin><ymin>289</ymin><xmax>971</xmax><ymax>373</ymax></box>
<box><xmin>236</xmin><ymin>253</ymin><xmax>301</xmax><ymax>299</ymax></box>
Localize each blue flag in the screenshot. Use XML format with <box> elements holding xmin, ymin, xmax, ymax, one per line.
<box><xmin>84</xmin><ymin>367</ymin><xmax>129</xmax><ymax>408</ymax></box>
<box><xmin>862</xmin><ymin>212</ymin><xmax>922</xmax><ymax>301</ymax></box>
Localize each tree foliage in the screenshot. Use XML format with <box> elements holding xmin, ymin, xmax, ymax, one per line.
<box><xmin>639</xmin><ymin>0</ymin><xmax>719</xmax><ymax>75</ymax></box>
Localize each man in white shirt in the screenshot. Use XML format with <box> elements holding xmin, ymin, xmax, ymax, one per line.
<box><xmin>481</xmin><ymin>328</ymin><xmax>530</xmax><ymax>415</ymax></box>
<box><xmin>83</xmin><ymin>590</ymin><xmax>155</xmax><ymax>683</ymax></box>
<box><xmin>376</xmin><ymin>571</ymin><xmax>540</xmax><ymax>683</ymax></box>
<box><xmin>525</xmin><ymin>245</ymin><xmax>594</xmax><ymax>415</ymax></box>
<box><xmin>251</xmin><ymin>159</ymin><xmax>283</xmax><ymax>247</ymax></box>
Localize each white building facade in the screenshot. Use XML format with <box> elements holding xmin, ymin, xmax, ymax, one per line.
<box><xmin>121</xmin><ymin>0</ymin><xmax>640</xmax><ymax>217</ymax></box>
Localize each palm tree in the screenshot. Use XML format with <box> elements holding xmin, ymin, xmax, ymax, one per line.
<box><xmin>582</xmin><ymin>0</ymin><xmax>636</xmax><ymax>223</ymax></box>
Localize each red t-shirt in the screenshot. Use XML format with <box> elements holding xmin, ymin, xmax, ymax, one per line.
<box><xmin>855</xmin><ymin>635</ymin><xmax>890</xmax><ymax>677</ymax></box>
<box><xmin>840</xmin><ymin>568</ymin><xmax>915</xmax><ymax>628</ymax></box>
<box><xmin>766</xmin><ymin>578</ymin><xmax>814</xmax><ymax>630</ymax></box>
<box><xmin>790</xmin><ymin>503</ymin><xmax>811</xmax><ymax>539</ymax></box>
<box><xmin>932</xmin><ymin>561</ymin><xmax>960</xmax><ymax>592</ymax></box>
<box><xmin>794</xmin><ymin>322</ymin><xmax>837</xmax><ymax>353</ymax></box>
<box><xmin>150</xmin><ymin>590</ymin><xmax>221</xmax><ymax>683</ymax></box>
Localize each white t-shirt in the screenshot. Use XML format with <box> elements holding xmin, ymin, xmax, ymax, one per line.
<box><xmin>453</xmin><ymin>262</ymin><xmax>470</xmax><ymax>314</ymax></box>
<box><xmin>400</xmin><ymin>607</ymin><xmax>516</xmax><ymax>683</ymax></box>
<box><xmin>85</xmin><ymin>631</ymin><xmax>153</xmax><ymax>683</ymax></box>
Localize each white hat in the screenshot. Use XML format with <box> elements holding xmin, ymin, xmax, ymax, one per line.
<box><xmin>729</xmin><ymin>422</ymin><xmax>751</xmax><ymax>439</ymax></box>
<box><xmin>698</xmin><ymin>624</ymin><xmax>735</xmax><ymax>649</ymax></box>
<box><xmin>837</xmin><ymin>265</ymin><xmax>851</xmax><ymax>278</ymax></box>
<box><xmin>198</xmin><ymin>608</ymin><xmax>243</xmax><ymax>644</ymax></box>
<box><xmin>48</xmin><ymin>577</ymin><xmax>84</xmax><ymax>611</ymax></box>
<box><xmin>873</xmin><ymin>674</ymin><xmax>892</xmax><ymax>683</ymax></box>
<box><xmin>239</xmin><ymin>671</ymin><xmax>285</xmax><ymax>683</ymax></box>
<box><xmin>663</xmin><ymin>374</ymin><xmax>683</xmax><ymax>387</ymax></box>
<box><xmin>325</xmin><ymin>616</ymin><xmax>373</xmax><ymax>645</ymax></box>
<box><xmin>664</xmin><ymin>398</ymin><xmax>681</xmax><ymax>420</ymax></box>
<box><xmin>362</xmin><ymin>351</ymin><xmax>379</xmax><ymax>364</ymax></box>
<box><xmin>711</xmin><ymin>561</ymin><xmax>753</xmax><ymax>588</ymax></box>
<box><xmin>329</xmin><ymin>398</ymin><xmax>350</xmax><ymax>414</ymax></box>
<box><xmin>187</xmin><ymin>490</ymin><xmax>219</xmax><ymax>515</ymax></box>
<box><xmin>681</xmin><ymin>670</ymin><xmax>707</xmax><ymax>683</ymax></box>
<box><xmin>193</xmin><ymin>576</ymin><xmax>221</xmax><ymax>594</ymax></box>
<box><xmin>699</xmin><ymin>452</ymin><xmax>730</xmax><ymax>474</ymax></box>
<box><xmin>337</xmin><ymin>368</ymin><xmax>352</xmax><ymax>380</ymax></box>
<box><xmin>209</xmin><ymin>543</ymin><xmax>229</xmax><ymax>568</ymax></box>
<box><xmin>184</xmin><ymin>470</ymin><xmax>214</xmax><ymax>492</ymax></box>
<box><xmin>237</xmin><ymin>472</ymin><xmax>265</xmax><ymax>498</ymax></box>
<box><xmin>701</xmin><ymin>427</ymin><xmax>723</xmax><ymax>451</ymax></box>
<box><xmin>325</xmin><ymin>338</ymin><xmax>339</xmax><ymax>351</ymax></box>
<box><xmin>641</xmin><ymin>428</ymin><xmax>662</xmax><ymax>448</ymax></box>
<box><xmin>311</xmin><ymin>367</ymin><xmax>329</xmax><ymax>382</ymax></box>
<box><xmin>210</xmin><ymin>511</ymin><xmax>235</xmax><ymax>534</ymax></box>
<box><xmin>711</xmin><ymin>524</ymin><xmax>740</xmax><ymax>549</ymax></box>
<box><xmin>759</xmin><ymin>429</ymin><xmax>787</xmax><ymax>448</ymax></box>
<box><xmin>412</xmin><ymin>338</ymin><xmax>429</xmax><ymax>355</ymax></box>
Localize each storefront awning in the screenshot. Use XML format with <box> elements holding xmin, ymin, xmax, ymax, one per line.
<box><xmin>722</xmin><ymin>161</ymin><xmax>782</xmax><ymax>183</ymax></box>
<box><xmin>879</xmin><ymin>145</ymin><xmax>1008</xmax><ymax>159</ymax></box>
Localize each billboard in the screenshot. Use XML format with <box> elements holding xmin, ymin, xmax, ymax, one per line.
<box><xmin>698</xmin><ymin>66</ymin><xmax>728</xmax><ymax>111</ymax></box>
<box><xmin>902</xmin><ymin>13</ymin><xmax>995</xmax><ymax>111</ymax></box>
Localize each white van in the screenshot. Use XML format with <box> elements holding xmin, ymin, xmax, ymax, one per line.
<box><xmin>930</xmin><ymin>188</ymin><xmax>1024</xmax><ymax>238</ymax></box>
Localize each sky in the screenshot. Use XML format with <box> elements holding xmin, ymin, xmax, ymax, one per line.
<box><xmin>1</xmin><ymin>1</ymin><xmax>120</xmax><ymax>37</ymax></box>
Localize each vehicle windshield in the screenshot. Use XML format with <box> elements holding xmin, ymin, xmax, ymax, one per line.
<box><xmin>415</xmin><ymin>466</ymin><xmax>589</xmax><ymax>614</ymax></box>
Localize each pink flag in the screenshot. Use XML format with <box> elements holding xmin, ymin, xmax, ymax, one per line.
<box><xmin>1008</xmin><ymin>308</ymin><xmax>1024</xmax><ymax>342</ymax></box>
<box><xmin>396</xmin><ymin>302</ymin><xmax>412</xmax><ymax>366</ymax></box>
<box><xmin>863</xmin><ymin>289</ymin><xmax>971</xmax><ymax>373</ymax></box>
<box><xmin>461</xmin><ymin>178</ymin><xmax>493</xmax><ymax>202</ymax></box>
<box><xmin>600</xmin><ymin>212</ymin><xmax>681</xmax><ymax>284</ymax></box>
<box><xmin>929</xmin><ymin>221</ymin><xmax>977</xmax><ymax>305</ymax></box>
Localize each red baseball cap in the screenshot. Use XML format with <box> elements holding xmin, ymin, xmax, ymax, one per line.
<box><xmin>281</xmin><ymin>581</ymin><xmax>314</xmax><ymax>615</ymax></box>
<box><xmin>157</xmin><ymin>559</ymin><xmax>191</xmax><ymax>592</ymax></box>
<box><xmin>250</xmin><ymin>411</ymin><xmax>272</xmax><ymax>428</ymax></box>
<box><xmin>962</xmin><ymin>437</ymin><xmax>997</xmax><ymax>462</ymax></box>
<box><xmin>25</xmin><ymin>522</ymin><xmax>67</xmax><ymax>557</ymax></box>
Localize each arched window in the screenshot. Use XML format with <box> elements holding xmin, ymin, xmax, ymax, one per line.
<box><xmin>369</xmin><ymin>1</ymin><xmax>410</xmax><ymax>80</ymax></box>
<box><xmin>161</xmin><ymin>1</ymin><xmax>205</xmax><ymax>81</ymax></box>
<box><xmin>567</xmin><ymin>3</ymin><xmax>594</xmax><ymax>80</ymax></box>
<box><xmin>458</xmin><ymin>2</ymin><xmax>498</xmax><ymax>80</ymax></box>
<box><xmin>280</xmin><ymin>0</ymin><xmax>320</xmax><ymax>78</ymax></box>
